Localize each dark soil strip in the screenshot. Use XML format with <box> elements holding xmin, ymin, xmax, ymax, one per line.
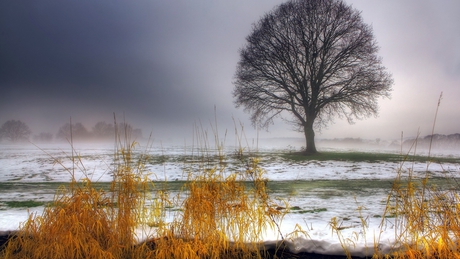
<box><xmin>0</xmin><ymin>231</ymin><xmax>17</xmax><ymax>252</ymax></box>
<box><xmin>262</xmin><ymin>241</ymin><xmax>369</xmax><ymax>259</ymax></box>
<box><xmin>0</xmin><ymin>232</ymin><xmax>371</xmax><ymax>259</ymax></box>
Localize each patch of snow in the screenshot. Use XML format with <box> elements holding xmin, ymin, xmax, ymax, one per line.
<box><xmin>1</xmin><ymin>142</ymin><xmax>459</xmax><ymax>256</ymax></box>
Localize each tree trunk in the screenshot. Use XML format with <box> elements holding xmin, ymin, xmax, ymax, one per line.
<box><xmin>303</xmin><ymin>122</ymin><xmax>317</xmax><ymax>154</ymax></box>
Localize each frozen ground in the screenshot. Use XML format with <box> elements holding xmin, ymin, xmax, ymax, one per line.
<box><xmin>0</xmin><ymin>141</ymin><xmax>459</xmax><ymax>257</ymax></box>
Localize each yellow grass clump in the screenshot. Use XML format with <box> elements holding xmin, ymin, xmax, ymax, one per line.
<box><xmin>325</xmin><ymin>93</ymin><xmax>460</xmax><ymax>259</ymax></box>
<box><xmin>376</xmin><ymin>93</ymin><xmax>460</xmax><ymax>259</ymax></box>
<box><xmin>378</xmin><ymin>159</ymin><xmax>460</xmax><ymax>259</ymax></box>
<box><xmin>323</xmin><ymin>142</ymin><xmax>460</xmax><ymax>259</ymax></box>
<box><xmin>1</xmin><ymin>122</ymin><xmax>286</xmax><ymax>259</ymax></box>
<box><xmin>149</xmin><ymin>123</ymin><xmax>286</xmax><ymax>259</ymax></box>
<box><xmin>1</xmin><ymin>136</ymin><xmax>152</xmax><ymax>259</ymax></box>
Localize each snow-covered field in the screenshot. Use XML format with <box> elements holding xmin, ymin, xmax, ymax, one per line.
<box><xmin>1</xmin><ymin>141</ymin><xmax>459</xmax><ymax>257</ymax></box>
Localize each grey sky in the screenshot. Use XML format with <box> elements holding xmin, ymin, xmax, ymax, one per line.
<box><xmin>1</xmin><ymin>0</ymin><xmax>459</xmax><ymax>143</ymax></box>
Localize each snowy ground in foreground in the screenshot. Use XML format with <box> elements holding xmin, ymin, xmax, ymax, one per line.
<box><xmin>0</xmin><ymin>142</ymin><xmax>459</xmax><ymax>256</ymax></box>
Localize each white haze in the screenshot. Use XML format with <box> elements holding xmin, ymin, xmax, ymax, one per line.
<box><xmin>0</xmin><ymin>0</ymin><xmax>458</xmax><ymax>150</ymax></box>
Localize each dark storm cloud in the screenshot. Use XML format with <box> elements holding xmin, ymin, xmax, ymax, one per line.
<box><xmin>0</xmin><ymin>1</ymin><xmax>190</xmax><ymax>117</ymax></box>
<box><xmin>0</xmin><ymin>0</ymin><xmax>283</xmax><ymax>138</ymax></box>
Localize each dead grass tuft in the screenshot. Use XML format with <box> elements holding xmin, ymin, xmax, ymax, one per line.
<box><xmin>1</xmin><ymin>120</ymin><xmax>286</xmax><ymax>259</ymax></box>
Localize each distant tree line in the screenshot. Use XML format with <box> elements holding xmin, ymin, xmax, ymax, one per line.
<box><xmin>0</xmin><ymin>120</ymin><xmax>143</xmax><ymax>143</ymax></box>
<box><xmin>399</xmin><ymin>134</ymin><xmax>460</xmax><ymax>149</ymax></box>
<box><xmin>320</xmin><ymin>134</ymin><xmax>460</xmax><ymax>150</ymax></box>
<box><xmin>0</xmin><ymin>120</ymin><xmax>31</xmax><ymax>142</ymax></box>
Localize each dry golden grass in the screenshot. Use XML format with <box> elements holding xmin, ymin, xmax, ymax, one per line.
<box><xmin>377</xmin><ymin>164</ymin><xmax>460</xmax><ymax>259</ymax></box>
<box><xmin>375</xmin><ymin>94</ymin><xmax>460</xmax><ymax>259</ymax></box>
<box><xmin>4</xmin><ymin>107</ymin><xmax>460</xmax><ymax>258</ymax></box>
<box><xmin>1</xmin><ymin>123</ymin><xmax>286</xmax><ymax>259</ymax></box>
<box><xmin>1</xmin><ymin>136</ymin><xmax>151</xmax><ymax>259</ymax></box>
<box><xmin>323</xmin><ymin>148</ymin><xmax>460</xmax><ymax>259</ymax></box>
<box><xmin>149</xmin><ymin>123</ymin><xmax>286</xmax><ymax>259</ymax></box>
<box><xmin>323</xmin><ymin>93</ymin><xmax>460</xmax><ymax>259</ymax></box>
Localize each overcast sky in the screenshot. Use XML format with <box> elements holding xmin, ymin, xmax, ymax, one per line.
<box><xmin>1</xmin><ymin>0</ymin><xmax>459</xmax><ymax>144</ymax></box>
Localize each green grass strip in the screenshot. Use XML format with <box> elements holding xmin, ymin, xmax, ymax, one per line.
<box><xmin>5</xmin><ymin>200</ymin><xmax>46</xmax><ymax>208</ymax></box>
<box><xmin>281</xmin><ymin>151</ymin><xmax>460</xmax><ymax>163</ymax></box>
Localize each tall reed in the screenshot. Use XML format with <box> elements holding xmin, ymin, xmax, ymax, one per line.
<box><xmin>373</xmin><ymin>92</ymin><xmax>460</xmax><ymax>259</ymax></box>
<box><xmin>146</xmin><ymin>122</ymin><xmax>286</xmax><ymax>259</ymax></box>
<box><xmin>1</xmin><ymin>122</ymin><xmax>152</xmax><ymax>259</ymax></box>
<box><xmin>328</xmin><ymin>93</ymin><xmax>460</xmax><ymax>259</ymax></box>
<box><xmin>1</xmin><ymin>120</ymin><xmax>286</xmax><ymax>259</ymax></box>
<box><xmin>374</xmin><ymin>138</ymin><xmax>460</xmax><ymax>258</ymax></box>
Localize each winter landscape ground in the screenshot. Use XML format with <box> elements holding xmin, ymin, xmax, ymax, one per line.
<box><xmin>1</xmin><ymin>138</ymin><xmax>460</xmax><ymax>258</ymax></box>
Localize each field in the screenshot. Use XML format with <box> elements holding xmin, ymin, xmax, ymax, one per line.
<box><xmin>1</xmin><ymin>139</ymin><xmax>460</xmax><ymax>258</ymax></box>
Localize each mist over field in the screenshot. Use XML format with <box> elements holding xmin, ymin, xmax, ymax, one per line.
<box><xmin>1</xmin><ymin>2</ymin><xmax>459</xmax><ymax>258</ymax></box>
<box><xmin>0</xmin><ymin>0</ymin><xmax>459</xmax><ymax>144</ymax></box>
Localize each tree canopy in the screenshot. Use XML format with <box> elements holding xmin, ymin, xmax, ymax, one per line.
<box><xmin>0</xmin><ymin>120</ymin><xmax>32</xmax><ymax>142</ymax></box>
<box><xmin>233</xmin><ymin>0</ymin><xmax>393</xmax><ymax>154</ymax></box>
<box><xmin>56</xmin><ymin>122</ymin><xmax>90</xmax><ymax>141</ymax></box>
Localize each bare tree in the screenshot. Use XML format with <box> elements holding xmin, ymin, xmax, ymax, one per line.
<box><xmin>115</xmin><ymin>122</ymin><xmax>143</xmax><ymax>140</ymax></box>
<box><xmin>0</xmin><ymin>120</ymin><xmax>32</xmax><ymax>142</ymax></box>
<box><xmin>233</xmin><ymin>0</ymin><xmax>393</xmax><ymax>154</ymax></box>
<box><xmin>92</xmin><ymin>121</ymin><xmax>115</xmax><ymax>139</ymax></box>
<box><xmin>56</xmin><ymin>122</ymin><xmax>89</xmax><ymax>141</ymax></box>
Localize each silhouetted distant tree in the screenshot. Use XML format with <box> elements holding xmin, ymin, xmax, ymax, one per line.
<box><xmin>233</xmin><ymin>0</ymin><xmax>393</xmax><ymax>154</ymax></box>
<box><xmin>56</xmin><ymin>123</ymin><xmax>72</xmax><ymax>141</ymax></box>
<box><xmin>114</xmin><ymin>122</ymin><xmax>143</xmax><ymax>140</ymax></box>
<box><xmin>56</xmin><ymin>122</ymin><xmax>89</xmax><ymax>141</ymax></box>
<box><xmin>0</xmin><ymin>120</ymin><xmax>32</xmax><ymax>142</ymax></box>
<box><xmin>92</xmin><ymin>121</ymin><xmax>115</xmax><ymax>139</ymax></box>
<box><xmin>116</xmin><ymin>122</ymin><xmax>132</xmax><ymax>138</ymax></box>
